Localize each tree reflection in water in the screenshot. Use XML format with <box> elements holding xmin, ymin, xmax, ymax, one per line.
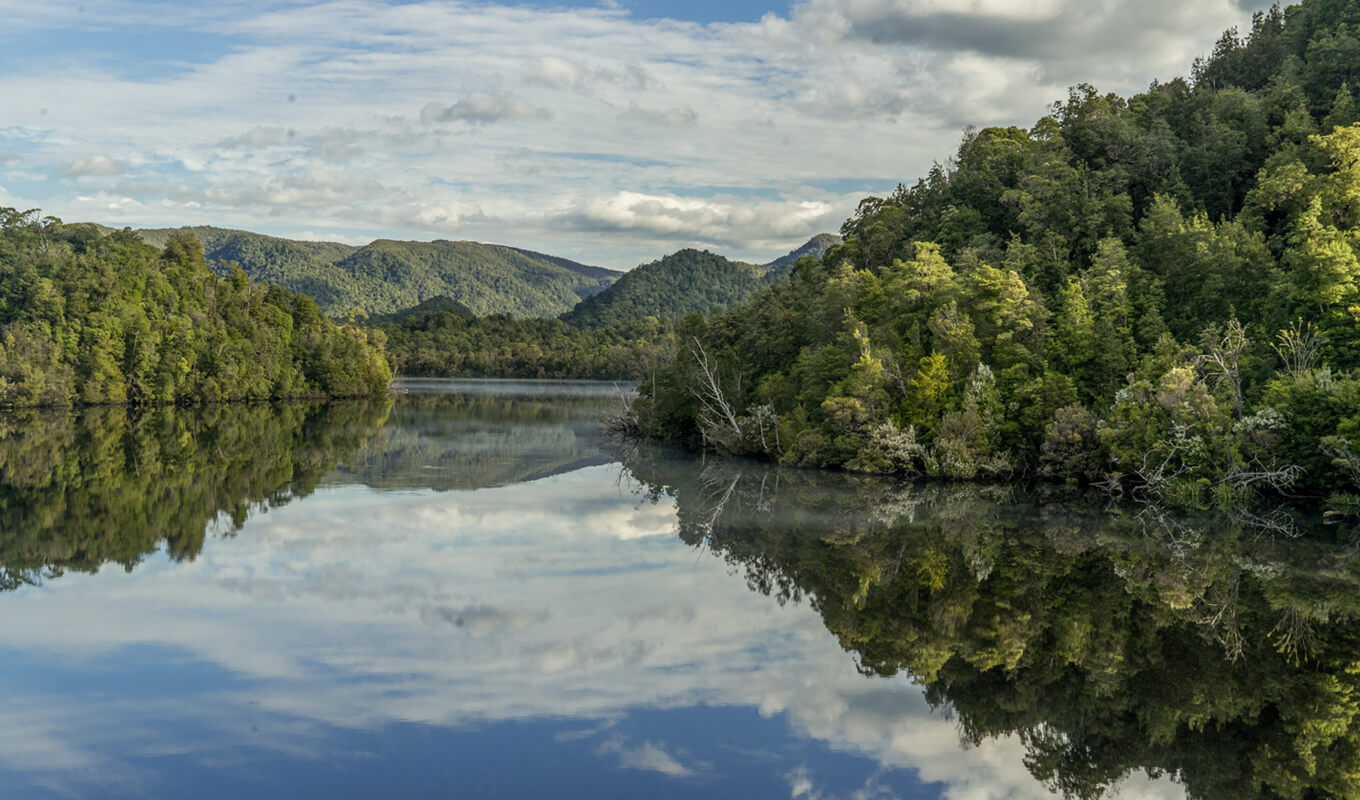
<box><xmin>0</xmin><ymin>401</ymin><xmax>388</xmax><ymax>590</ymax></box>
<box><xmin>621</xmin><ymin>444</ymin><xmax>1360</xmax><ymax>800</ymax></box>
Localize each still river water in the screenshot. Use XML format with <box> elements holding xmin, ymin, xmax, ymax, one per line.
<box><xmin>2</xmin><ymin>379</ymin><xmax>1359</xmax><ymax>799</ymax></box>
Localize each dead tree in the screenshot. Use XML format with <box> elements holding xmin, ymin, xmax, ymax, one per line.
<box><xmin>688</xmin><ymin>336</ymin><xmax>743</xmax><ymax>449</ymax></box>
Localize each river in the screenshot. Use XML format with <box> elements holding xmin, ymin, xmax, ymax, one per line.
<box><xmin>1</xmin><ymin>379</ymin><xmax>1356</xmax><ymax>799</ymax></box>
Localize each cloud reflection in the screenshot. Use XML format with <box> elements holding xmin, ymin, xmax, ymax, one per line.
<box><xmin>0</xmin><ymin>465</ymin><xmax>1182</xmax><ymax>798</ymax></box>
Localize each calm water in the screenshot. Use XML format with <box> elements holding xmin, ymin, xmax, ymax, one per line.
<box><xmin>1</xmin><ymin>379</ymin><xmax>1358</xmax><ymax>799</ymax></box>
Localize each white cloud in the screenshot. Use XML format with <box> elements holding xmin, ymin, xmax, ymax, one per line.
<box><xmin>526</xmin><ymin>55</ymin><xmax>587</xmax><ymax>90</ymax></box>
<box><xmin>216</xmin><ymin>125</ymin><xmax>293</xmax><ymax>150</ymax></box>
<box><xmin>62</xmin><ymin>154</ymin><xmax>129</xmax><ymax>177</ymax></box>
<box><xmin>598</xmin><ymin>737</ymin><xmax>699</xmax><ymax>777</ymax></box>
<box><xmin>421</xmin><ymin>94</ymin><xmax>552</xmax><ymax>125</ymax></box>
<box><xmin>624</xmin><ymin>102</ymin><xmax>699</xmax><ymax>128</ymax></box>
<box><xmin>558</xmin><ymin>190</ymin><xmax>845</xmax><ymax>249</ymax></box>
<box><xmin>0</xmin><ymin>0</ymin><xmax>1270</xmax><ymax>266</ymax></box>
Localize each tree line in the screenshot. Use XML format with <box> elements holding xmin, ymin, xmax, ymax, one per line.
<box><xmin>624</xmin><ymin>1</ymin><xmax>1360</xmax><ymax>510</ymax></box>
<box><xmin>0</xmin><ymin>211</ymin><xmax>392</xmax><ymax>408</ymax></box>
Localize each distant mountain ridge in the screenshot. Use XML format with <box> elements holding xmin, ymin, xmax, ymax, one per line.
<box><xmin>132</xmin><ymin>225</ymin><xmax>836</xmax><ymax>323</ymax></box>
<box><xmin>136</xmin><ymin>226</ymin><xmax>619</xmax><ymax>319</ymax></box>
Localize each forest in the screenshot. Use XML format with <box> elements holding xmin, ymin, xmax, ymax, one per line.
<box><xmin>138</xmin><ymin>226</ymin><xmax>618</xmax><ymax>318</ymax></box>
<box><xmin>377</xmin><ymin>304</ymin><xmax>675</xmax><ymax>379</ymax></box>
<box><xmin>374</xmin><ymin>247</ymin><xmax>829</xmax><ymax>379</ymax></box>
<box><xmin>0</xmin><ymin>211</ymin><xmax>392</xmax><ymax>408</ymax></box>
<box><xmin>624</xmin><ymin>0</ymin><xmax>1360</xmax><ymax>509</ymax></box>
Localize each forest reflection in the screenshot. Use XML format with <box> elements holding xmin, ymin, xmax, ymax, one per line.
<box><xmin>0</xmin><ymin>401</ymin><xmax>388</xmax><ymax>590</ymax></box>
<box><xmin>332</xmin><ymin>382</ymin><xmax>615</xmax><ymax>491</ymax></box>
<box><xmin>0</xmin><ymin>383</ymin><xmax>620</xmax><ymax>593</ymax></box>
<box><xmin>5</xmin><ymin>393</ymin><xmax>1360</xmax><ymax>799</ymax></box>
<box><xmin>620</xmin><ymin>444</ymin><xmax>1360</xmax><ymax>800</ymax></box>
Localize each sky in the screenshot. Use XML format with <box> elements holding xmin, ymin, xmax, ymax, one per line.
<box><xmin>0</xmin><ymin>0</ymin><xmax>1275</xmax><ymax>269</ymax></box>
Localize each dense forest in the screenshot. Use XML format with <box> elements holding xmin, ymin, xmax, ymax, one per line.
<box><xmin>0</xmin><ymin>211</ymin><xmax>391</xmax><ymax>408</ymax></box>
<box><xmin>139</xmin><ymin>226</ymin><xmax>619</xmax><ymax>318</ymax></box>
<box><xmin>377</xmin><ymin>303</ymin><xmax>675</xmax><ymax>379</ymax></box>
<box><xmin>562</xmin><ymin>248</ymin><xmax>772</xmax><ymax>328</ymax></box>
<box><xmin>622</xmin><ymin>449</ymin><xmax>1360</xmax><ymax>800</ymax></box>
<box><xmin>627</xmin><ymin>0</ymin><xmax>1360</xmax><ymax>508</ymax></box>
<box><xmin>377</xmin><ymin>238</ymin><xmax>838</xmax><ymax>379</ymax></box>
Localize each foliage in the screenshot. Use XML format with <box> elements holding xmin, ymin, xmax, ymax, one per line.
<box><xmin>138</xmin><ymin>226</ymin><xmax>619</xmax><ymax>318</ymax></box>
<box><xmin>630</xmin><ymin>1</ymin><xmax>1360</xmax><ymax>500</ymax></box>
<box><xmin>372</xmin><ymin>238</ymin><xmax>839</xmax><ymax>380</ymax></box>
<box><xmin>0</xmin><ymin>211</ymin><xmax>391</xmax><ymax>407</ymax></box>
<box><xmin>376</xmin><ymin>305</ymin><xmax>676</xmax><ymax>380</ymax></box>
<box><xmin>562</xmin><ymin>248</ymin><xmax>771</xmax><ymax>329</ymax></box>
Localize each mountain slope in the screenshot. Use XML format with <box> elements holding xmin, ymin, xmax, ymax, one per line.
<box><xmin>766</xmin><ymin>233</ymin><xmax>841</xmax><ymax>278</ymax></box>
<box><xmin>371</xmin><ymin>295</ymin><xmax>476</xmax><ymax>323</ymax></box>
<box><xmin>561</xmin><ymin>249</ymin><xmax>769</xmax><ymax>328</ymax></box>
<box><xmin>558</xmin><ymin>236</ymin><xmax>838</xmax><ymax>329</ymax></box>
<box><xmin>137</xmin><ymin>227</ymin><xmax>619</xmax><ymax>318</ymax></box>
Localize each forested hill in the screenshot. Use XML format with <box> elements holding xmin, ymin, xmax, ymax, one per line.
<box><xmin>629</xmin><ymin>0</ymin><xmax>1360</xmax><ymax>508</ymax></box>
<box><xmin>766</xmin><ymin>232</ymin><xmax>841</xmax><ymax>276</ymax></box>
<box><xmin>137</xmin><ymin>226</ymin><xmax>619</xmax><ymax>319</ymax></box>
<box><xmin>0</xmin><ymin>211</ymin><xmax>391</xmax><ymax>408</ymax></box>
<box><xmin>372</xmin><ymin>295</ymin><xmax>476</xmax><ymax>323</ymax></box>
<box><xmin>375</xmin><ymin>234</ymin><xmax>846</xmax><ymax>379</ymax></box>
<box><xmin>561</xmin><ymin>249</ymin><xmax>767</xmax><ymax>328</ymax></box>
<box><xmin>558</xmin><ymin>234</ymin><xmax>841</xmax><ymax>329</ymax></box>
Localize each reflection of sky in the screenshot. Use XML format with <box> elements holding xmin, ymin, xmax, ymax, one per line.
<box><xmin>0</xmin><ymin>463</ymin><xmax>1184</xmax><ymax>799</ymax></box>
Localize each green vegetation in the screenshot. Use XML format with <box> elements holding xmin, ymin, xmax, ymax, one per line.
<box><xmin>624</xmin><ymin>449</ymin><xmax>1360</xmax><ymax>800</ymax></box>
<box><xmin>376</xmin><ymin>238</ymin><xmax>837</xmax><ymax>379</ymax></box>
<box><xmin>629</xmin><ymin>1</ymin><xmax>1360</xmax><ymax>506</ymax></box>
<box><xmin>139</xmin><ymin>226</ymin><xmax>619</xmax><ymax>318</ymax></box>
<box><xmin>765</xmin><ymin>232</ymin><xmax>841</xmax><ymax>278</ymax></box>
<box><xmin>0</xmin><ymin>211</ymin><xmax>391</xmax><ymax>408</ymax></box>
<box><xmin>0</xmin><ymin>400</ymin><xmax>387</xmax><ymax>590</ymax></box>
<box><xmin>377</xmin><ymin>307</ymin><xmax>675</xmax><ymax>379</ymax></box>
<box><xmin>563</xmin><ymin>248</ymin><xmax>770</xmax><ymax>328</ymax></box>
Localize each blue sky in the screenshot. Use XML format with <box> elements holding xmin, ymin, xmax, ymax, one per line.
<box><xmin>0</xmin><ymin>0</ymin><xmax>1271</xmax><ymax>268</ymax></box>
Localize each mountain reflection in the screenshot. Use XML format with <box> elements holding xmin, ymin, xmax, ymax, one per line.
<box><xmin>330</xmin><ymin>379</ymin><xmax>618</xmax><ymax>491</ymax></box>
<box><xmin>0</xmin><ymin>401</ymin><xmax>388</xmax><ymax>589</ymax></box>
<box><xmin>5</xmin><ymin>388</ymin><xmax>1360</xmax><ymax>798</ymax></box>
<box><xmin>620</xmin><ymin>445</ymin><xmax>1360</xmax><ymax>800</ymax></box>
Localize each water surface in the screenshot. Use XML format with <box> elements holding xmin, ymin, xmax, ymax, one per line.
<box><xmin>1</xmin><ymin>380</ymin><xmax>1357</xmax><ymax>799</ymax></box>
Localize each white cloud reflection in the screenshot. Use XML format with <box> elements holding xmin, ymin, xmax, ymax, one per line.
<box><xmin>0</xmin><ymin>466</ymin><xmax>1184</xmax><ymax>798</ymax></box>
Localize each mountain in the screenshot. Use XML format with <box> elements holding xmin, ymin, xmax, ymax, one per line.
<box><xmin>766</xmin><ymin>233</ymin><xmax>841</xmax><ymax>277</ymax></box>
<box><xmin>559</xmin><ymin>236</ymin><xmax>838</xmax><ymax>329</ymax></box>
<box><xmin>506</xmin><ymin>246</ymin><xmax>621</xmax><ymax>284</ymax></box>
<box><xmin>136</xmin><ymin>226</ymin><xmax>620</xmax><ymax>318</ymax></box>
<box><xmin>372</xmin><ymin>294</ymin><xmax>476</xmax><ymax>323</ymax></box>
<box><xmin>561</xmin><ymin>248</ymin><xmax>769</xmax><ymax>328</ymax></box>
